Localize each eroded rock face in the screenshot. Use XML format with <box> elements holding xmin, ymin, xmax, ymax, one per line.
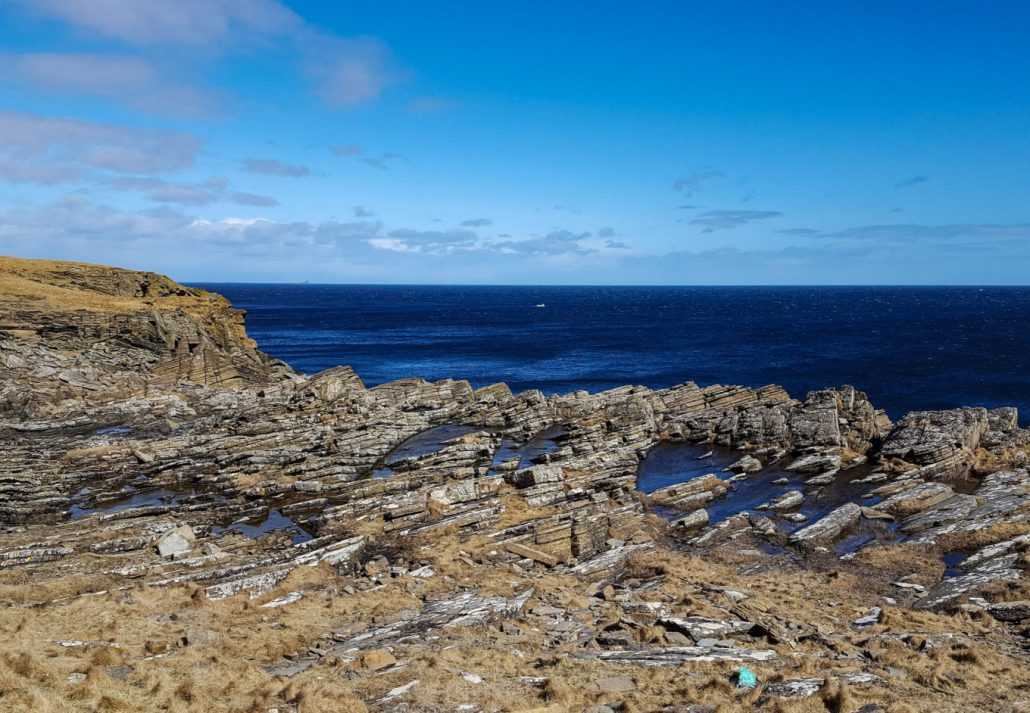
<box><xmin>880</xmin><ymin>408</ymin><xmax>989</xmax><ymax>478</ymax></box>
<box><xmin>0</xmin><ymin>257</ymin><xmax>291</xmax><ymax>423</ymax></box>
<box><xmin>0</xmin><ymin>256</ymin><xmax>1028</xmax><ymax>713</ymax></box>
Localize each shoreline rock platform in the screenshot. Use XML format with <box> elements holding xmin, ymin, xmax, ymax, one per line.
<box><xmin>0</xmin><ymin>255</ymin><xmax>1027</xmax><ymax>712</ymax></box>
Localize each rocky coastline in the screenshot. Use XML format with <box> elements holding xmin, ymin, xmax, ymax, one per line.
<box><xmin>0</xmin><ymin>256</ymin><xmax>1027</xmax><ymax>712</ymax></box>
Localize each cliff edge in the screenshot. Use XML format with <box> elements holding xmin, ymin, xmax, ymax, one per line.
<box><xmin>0</xmin><ymin>255</ymin><xmax>292</xmax><ymax>418</ymax></box>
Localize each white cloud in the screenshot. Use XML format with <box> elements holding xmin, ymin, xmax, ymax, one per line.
<box><xmin>6</xmin><ymin>52</ymin><xmax>155</xmax><ymax>91</ymax></box>
<box><xmin>491</xmin><ymin>230</ymin><xmax>593</xmax><ymax>256</ymax></box>
<box><xmin>107</xmin><ymin>176</ymin><xmax>279</xmax><ymax>208</ymax></box>
<box><xmin>10</xmin><ymin>1</ymin><xmax>400</xmax><ymax>111</ymax></box>
<box><xmin>0</xmin><ymin>52</ymin><xmax>225</xmax><ymax>118</ymax></box>
<box><xmin>690</xmin><ymin>209</ymin><xmax>783</xmax><ymax>232</ymax></box>
<box><xmin>3</xmin><ymin>197</ymin><xmax>1027</xmax><ymax>284</ymax></box>
<box><xmin>673</xmin><ymin>169</ymin><xmax>723</xmax><ymax>196</ymax></box>
<box><xmin>231</xmin><ymin>192</ymin><xmax>280</xmax><ymax>207</ymax></box>
<box><xmin>0</xmin><ymin>109</ymin><xmax>201</xmax><ymax>183</ymax></box>
<box><xmin>304</xmin><ymin>35</ymin><xmax>398</xmax><ymax>108</ymax></box>
<box><xmin>243</xmin><ymin>159</ymin><xmax>311</xmax><ymax>177</ymax></box>
<box><xmin>328</xmin><ymin>144</ymin><xmax>407</xmax><ymax>170</ymax></box>
<box><xmin>0</xmin><ymin>197</ymin><xmax>597</xmax><ymax>267</ymax></box>
<box><xmin>15</xmin><ymin>0</ymin><xmax>301</xmax><ymax>46</ymax></box>
<box><xmin>820</xmin><ymin>223</ymin><xmax>1030</xmax><ymax>241</ymax></box>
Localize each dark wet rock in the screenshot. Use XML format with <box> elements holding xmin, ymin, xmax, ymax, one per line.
<box><xmin>987</xmin><ymin>601</ymin><xmax>1030</xmax><ymax>622</ymax></box>
<box><xmin>728</xmin><ymin>455</ymin><xmax>762</xmax><ymax>474</ymax></box>
<box><xmin>748</xmin><ymin>513</ymin><xmax>777</xmax><ymax>536</ymax></box>
<box><xmin>880</xmin><ymin>408</ymin><xmax>990</xmax><ymax>478</ymax></box>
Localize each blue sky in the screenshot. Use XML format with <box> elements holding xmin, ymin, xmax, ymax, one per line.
<box><xmin>1</xmin><ymin>0</ymin><xmax>1029</xmax><ymax>284</ymax></box>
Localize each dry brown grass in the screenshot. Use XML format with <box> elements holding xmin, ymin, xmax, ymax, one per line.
<box><xmin>938</xmin><ymin>522</ymin><xmax>1030</xmax><ymax>553</ymax></box>
<box><xmin>0</xmin><ymin>255</ymin><xmax>224</xmax><ymax>317</ymax></box>
<box><xmin>0</xmin><ymin>499</ymin><xmax>1027</xmax><ymax>712</ymax></box>
<box><xmin>1</xmin><ymin>548</ymin><xmax>1026</xmax><ymax>713</ymax></box>
<box><xmin>974</xmin><ymin>446</ymin><xmax>1030</xmax><ymax>473</ymax></box>
<box><xmin>0</xmin><ymin>562</ymin><xmax>419</xmax><ymax>712</ymax></box>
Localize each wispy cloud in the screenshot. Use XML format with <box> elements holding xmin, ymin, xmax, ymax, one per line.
<box><xmin>894</xmin><ymin>175</ymin><xmax>929</xmax><ymax>188</ymax></box>
<box><xmin>690</xmin><ymin>209</ymin><xmax>782</xmax><ymax>232</ymax></box>
<box><xmin>0</xmin><ymin>52</ymin><xmax>222</xmax><ymax>118</ymax></box>
<box><xmin>231</xmin><ymin>192</ymin><xmax>279</xmax><ymax>207</ymax></box>
<box><xmin>12</xmin><ymin>0</ymin><xmax>302</xmax><ymax>46</ymax></box>
<box><xmin>492</xmin><ymin>230</ymin><xmax>593</xmax><ymax>256</ymax></box>
<box><xmin>109</xmin><ymin>176</ymin><xmax>218</xmax><ymax>205</ymax></box>
<box><xmin>459</xmin><ymin>218</ymin><xmax>491</xmax><ymax>227</ymax></box>
<box><xmin>109</xmin><ymin>175</ymin><xmax>279</xmax><ymax>208</ymax></box>
<box><xmin>821</xmin><ymin>223</ymin><xmax>1030</xmax><ymax>241</ymax></box>
<box><xmin>329</xmin><ymin>145</ymin><xmax>406</xmax><ymax>170</ymax></box>
<box><xmin>673</xmin><ymin>169</ymin><xmax>723</xmax><ymax>196</ymax></box>
<box><xmin>0</xmin><ymin>109</ymin><xmax>201</xmax><ymax>183</ymax></box>
<box><xmin>352</xmin><ymin>205</ymin><xmax>375</xmax><ymax>217</ymax></box>
<box><xmin>13</xmin><ymin>1</ymin><xmax>401</xmax><ymax>110</ymax></box>
<box><xmin>304</xmin><ymin>35</ymin><xmax>399</xmax><ymax>109</ymax></box>
<box><xmin>3</xmin><ymin>196</ymin><xmax>1027</xmax><ymax>284</ymax></box>
<box><xmin>243</xmin><ymin>158</ymin><xmax>311</xmax><ymax>177</ymax></box>
<box><xmin>374</xmin><ymin>228</ymin><xmax>479</xmax><ymax>254</ymax></box>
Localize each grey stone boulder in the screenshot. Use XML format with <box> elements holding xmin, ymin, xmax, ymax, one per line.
<box><xmin>789</xmin><ymin>502</ymin><xmax>861</xmax><ymax>543</ymax></box>
<box><xmin>156</xmin><ymin>525</ymin><xmax>196</xmax><ymax>558</ymax></box>
<box><xmin>759</xmin><ymin>490</ymin><xmax>804</xmax><ymax>511</ymax></box>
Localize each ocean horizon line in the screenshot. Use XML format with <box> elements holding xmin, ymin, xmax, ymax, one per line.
<box><xmin>188</xmin><ymin>281</ymin><xmax>1030</xmax><ymax>289</ymax></box>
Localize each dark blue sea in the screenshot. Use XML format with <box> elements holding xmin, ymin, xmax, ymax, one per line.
<box><xmin>195</xmin><ymin>285</ymin><xmax>1030</xmax><ymax>425</ymax></box>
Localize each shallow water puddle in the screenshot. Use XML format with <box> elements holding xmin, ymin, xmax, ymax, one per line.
<box><xmin>371</xmin><ymin>423</ymin><xmax>568</xmax><ymax>478</ymax></box>
<box><xmin>92</xmin><ymin>425</ymin><xmax>134</xmax><ymax>437</ymax></box>
<box><xmin>942</xmin><ymin>550</ymin><xmax>970</xmax><ymax>576</ymax></box>
<box><xmin>487</xmin><ymin>426</ymin><xmax>567</xmax><ymax>473</ymax></box>
<box><xmin>372</xmin><ymin>424</ymin><xmax>484</xmax><ymax>477</ymax></box>
<box><xmin>835</xmin><ymin>520</ymin><xmax>902</xmax><ymax>555</ymax></box>
<box><xmin>636</xmin><ymin>442</ymin><xmax>882</xmax><ymax>539</ymax></box>
<box><xmin>514</xmin><ymin>426</ymin><xmax>567</xmax><ymax>468</ymax></box>
<box><xmin>211</xmin><ymin>508</ymin><xmax>313</xmax><ymax>545</ymax></box>
<box><xmin>69</xmin><ymin>487</ymin><xmax>196</xmax><ymax>518</ymax></box>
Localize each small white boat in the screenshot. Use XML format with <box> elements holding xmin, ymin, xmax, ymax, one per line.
<box><xmin>535</xmin><ymin>303</ymin><xmax>546</xmax><ymax>308</ymax></box>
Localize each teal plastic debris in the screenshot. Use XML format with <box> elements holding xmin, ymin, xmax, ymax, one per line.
<box><xmin>734</xmin><ymin>666</ymin><xmax>757</xmax><ymax>690</ymax></box>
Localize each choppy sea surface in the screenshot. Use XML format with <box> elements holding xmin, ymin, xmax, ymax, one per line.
<box><xmin>196</xmin><ymin>284</ymin><xmax>1030</xmax><ymax>424</ymax></box>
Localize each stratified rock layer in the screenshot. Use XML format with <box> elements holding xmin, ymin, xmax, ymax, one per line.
<box><xmin>1</xmin><ymin>256</ymin><xmax>1028</xmax><ymax>712</ymax></box>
